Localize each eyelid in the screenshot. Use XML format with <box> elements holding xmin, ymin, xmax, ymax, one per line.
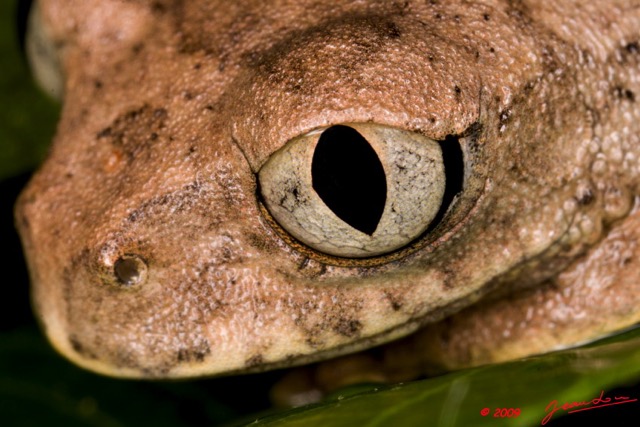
<box><xmin>302</xmin><ymin>128</ymin><xmax>327</xmax><ymax>137</ymax></box>
<box><xmin>25</xmin><ymin>1</ymin><xmax>64</xmax><ymax>100</ymax></box>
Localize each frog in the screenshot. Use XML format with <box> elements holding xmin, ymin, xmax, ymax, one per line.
<box><xmin>16</xmin><ymin>0</ymin><xmax>640</xmax><ymax>402</ymax></box>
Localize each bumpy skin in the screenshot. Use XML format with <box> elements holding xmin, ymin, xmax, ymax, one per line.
<box><xmin>16</xmin><ymin>0</ymin><xmax>640</xmax><ymax>384</ymax></box>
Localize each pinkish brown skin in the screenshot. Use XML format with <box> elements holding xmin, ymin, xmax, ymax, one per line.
<box><xmin>16</xmin><ymin>0</ymin><xmax>640</xmax><ymax>391</ymax></box>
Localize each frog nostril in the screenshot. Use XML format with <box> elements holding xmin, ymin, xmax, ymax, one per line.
<box><xmin>114</xmin><ymin>255</ymin><xmax>148</xmax><ymax>287</ymax></box>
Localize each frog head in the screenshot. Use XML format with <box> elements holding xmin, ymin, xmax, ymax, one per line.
<box><xmin>17</xmin><ymin>0</ymin><xmax>639</xmax><ymax>378</ymax></box>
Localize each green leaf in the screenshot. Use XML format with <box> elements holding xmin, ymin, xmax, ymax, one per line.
<box><xmin>250</xmin><ymin>327</ymin><xmax>640</xmax><ymax>427</ymax></box>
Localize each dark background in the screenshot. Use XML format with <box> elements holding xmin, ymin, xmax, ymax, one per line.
<box><xmin>1</xmin><ymin>1</ymin><xmax>638</xmax><ymax>426</ymax></box>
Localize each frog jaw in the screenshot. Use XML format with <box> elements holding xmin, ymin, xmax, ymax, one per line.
<box><xmin>18</xmin><ymin>162</ymin><xmax>583</xmax><ymax>379</ymax></box>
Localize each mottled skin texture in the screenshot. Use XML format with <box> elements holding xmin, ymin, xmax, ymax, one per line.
<box><xmin>16</xmin><ymin>0</ymin><xmax>640</xmax><ymax>396</ymax></box>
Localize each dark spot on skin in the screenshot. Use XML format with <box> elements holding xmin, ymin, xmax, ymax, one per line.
<box><xmin>384</xmin><ymin>291</ymin><xmax>403</xmax><ymax>311</ymax></box>
<box><xmin>109</xmin><ymin>349</ymin><xmax>156</xmax><ymax>374</ymax></box>
<box><xmin>247</xmin><ymin>232</ymin><xmax>276</xmax><ymax>253</ymax></box>
<box><xmin>176</xmin><ymin>28</ymin><xmax>217</xmax><ymax>56</ymax></box>
<box><xmin>183</xmin><ymin>91</ymin><xmax>194</xmax><ymax>100</ymax></box>
<box><xmin>138</xmin><ymin>367</ymin><xmax>160</xmax><ymax>377</ymax></box>
<box><xmin>499</xmin><ymin>109</ymin><xmax>512</xmax><ymax>131</ymax></box>
<box><xmin>333</xmin><ymin>319</ymin><xmax>362</xmax><ymax>337</ymax></box>
<box><xmin>625</xmin><ymin>41</ymin><xmax>639</xmax><ymax>55</ymax></box>
<box><xmin>386</xmin><ymin>21</ymin><xmax>402</xmax><ymax>38</ymax></box>
<box><xmin>220</xmin><ymin>246</ymin><xmax>236</xmax><ymax>264</ymax></box>
<box><xmin>505</xmin><ymin>0</ymin><xmax>533</xmax><ymax>26</ymax></box>
<box><xmin>355</xmin><ymin>266</ymin><xmax>380</xmax><ymax>278</ymax></box>
<box><xmin>296</xmin><ymin>258</ymin><xmax>328</xmax><ymax>278</ymax></box>
<box><xmin>69</xmin><ymin>336</ymin><xmax>83</xmax><ymax>353</ymax></box>
<box><xmin>96</xmin><ymin>127</ymin><xmax>112</xmax><ymax>139</ymax></box>
<box><xmin>127</xmin><ymin>210</ymin><xmax>141</xmax><ymax>223</ymax></box>
<box><xmin>441</xmin><ymin>275</ymin><xmax>454</xmax><ymax>290</ymax></box>
<box><xmin>132</xmin><ymin>43</ymin><xmax>143</xmax><ymax>54</ymax></box>
<box><xmin>576</xmin><ymin>189</ymin><xmax>595</xmax><ymax>206</ymax></box>
<box><xmin>439</xmin><ymin>263</ymin><xmax>464</xmax><ymax>291</ymax></box>
<box><xmin>584</xmin><ymin>106</ymin><xmax>602</xmax><ymax>132</ymax></box>
<box><xmin>245</xmin><ymin>354</ymin><xmax>264</xmax><ymax>367</ymax></box>
<box><xmin>96</xmin><ymin>105</ymin><xmax>168</xmax><ymax>158</ymax></box>
<box><xmin>541</xmin><ymin>45</ymin><xmax>559</xmax><ymax>72</ymax></box>
<box><xmin>94</xmin><ymin>80</ymin><xmax>103</xmax><ymax>89</ymax></box>
<box><xmin>69</xmin><ymin>336</ymin><xmax>97</xmax><ymax>360</ymax></box>
<box><xmin>483</xmin><ymin>13</ymin><xmax>490</xmax><ymax>21</ymax></box>
<box><xmin>454</xmin><ymin>85</ymin><xmax>462</xmax><ymax>100</ymax></box>
<box><xmin>314</xmin><ymin>263</ymin><xmax>328</xmax><ymax>277</ymax></box>
<box><xmin>151</xmin><ymin>1</ymin><xmax>167</xmax><ymax>14</ymax></box>
<box><xmin>153</xmin><ymin>108</ymin><xmax>168</xmax><ymax>119</ymax></box>
<box><xmin>462</xmin><ymin>121</ymin><xmax>483</xmax><ymax>141</ymax></box>
<box><xmin>297</xmin><ymin>258</ymin><xmax>311</xmax><ymax>271</ymax></box>
<box><xmin>177</xmin><ymin>342</ymin><xmax>211</xmax><ymax>363</ymax></box>
<box><xmin>613</xmin><ymin>86</ymin><xmax>636</xmax><ymax>103</ymax></box>
<box><xmin>489</xmin><ymin>47</ymin><xmax>495</xmax><ymax>53</ymax></box>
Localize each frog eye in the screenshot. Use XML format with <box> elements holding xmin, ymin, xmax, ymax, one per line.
<box><xmin>24</xmin><ymin>1</ymin><xmax>63</xmax><ymax>99</ymax></box>
<box><xmin>258</xmin><ymin>124</ymin><xmax>449</xmax><ymax>258</ymax></box>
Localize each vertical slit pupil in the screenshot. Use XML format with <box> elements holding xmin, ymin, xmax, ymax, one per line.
<box><xmin>311</xmin><ymin>125</ymin><xmax>386</xmax><ymax>235</ymax></box>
